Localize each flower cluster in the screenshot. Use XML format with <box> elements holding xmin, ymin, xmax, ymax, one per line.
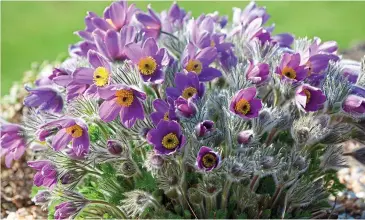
<box><xmin>3</xmin><ymin>1</ymin><xmax>365</xmax><ymax>219</ymax></box>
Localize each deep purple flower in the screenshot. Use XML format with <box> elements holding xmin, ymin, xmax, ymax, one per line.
<box><xmin>196</xmin><ymin>146</ymin><xmax>221</xmax><ymax>171</ymax></box>
<box><xmin>295</xmin><ymin>84</ymin><xmax>326</xmax><ymax>112</ymax></box>
<box><xmin>146</xmin><ymin>120</ymin><xmax>186</xmax><ymax>155</ymax></box>
<box><xmin>219</xmin><ymin>49</ymin><xmax>238</xmax><ymax>71</ymax></box>
<box><xmin>343</xmin><ymin>66</ymin><xmax>360</xmax><ymax>84</ymax></box>
<box><xmin>136</xmin><ymin>5</ymin><xmax>161</xmax><ymax>39</ymax></box>
<box><xmin>166</xmin><ymin>2</ymin><xmax>189</xmax><ymax>27</ymax></box>
<box><xmin>181</xmin><ymin>43</ymin><xmax>222</xmax><ymax>82</ymax></box>
<box><xmin>271</xmin><ymin>33</ymin><xmax>294</xmax><ymax>48</ymax></box>
<box><xmin>276</xmin><ymin>53</ymin><xmax>307</xmax><ymax>82</ymax></box>
<box><xmin>103</xmin><ymin>1</ymin><xmax>137</xmax><ymax>31</ymax></box>
<box><xmin>166</xmin><ymin>72</ymin><xmax>205</xmax><ymax>101</ymax></box>
<box><xmin>98</xmin><ymin>85</ymin><xmax>146</xmax><ymax>128</ymax></box>
<box><xmin>69</xmin><ymin>40</ymin><xmax>98</xmax><ymax>58</ymax></box>
<box><xmin>54</xmin><ymin>202</ymin><xmax>79</xmax><ymax>220</ymax></box>
<box><xmin>246</xmin><ymin>61</ymin><xmax>270</xmax><ymax>84</ymax></box>
<box><xmin>28</xmin><ymin>160</ymin><xmax>57</xmax><ymax>188</ymax></box>
<box><xmin>24</xmin><ymin>86</ymin><xmax>63</xmax><ymax>113</ymax></box>
<box><xmin>237</xmin><ymin>130</ymin><xmax>253</xmax><ymax>144</ymax></box>
<box><xmin>107</xmin><ymin>140</ymin><xmax>123</xmax><ymax>155</ymax></box>
<box><xmin>343</xmin><ymin>95</ymin><xmax>365</xmax><ymax>114</ymax></box>
<box><xmin>60</xmin><ymin>171</ymin><xmax>77</xmax><ymax>185</ymax></box>
<box><xmin>125</xmin><ymin>38</ymin><xmax>168</xmax><ymax>84</ymax></box>
<box><xmin>305</xmin><ymin>54</ymin><xmax>339</xmax><ymax>76</ymax></box>
<box><xmin>150</xmin><ymin>98</ymin><xmax>178</xmax><ymax>125</ymax></box>
<box><xmin>175</xmin><ymin>97</ymin><xmax>198</xmax><ymax>118</ymax></box>
<box><xmin>230</xmin><ymin>87</ymin><xmax>262</xmax><ymax>119</ymax></box>
<box><xmin>0</xmin><ymin>123</ymin><xmax>26</xmax><ymax>168</ymax></box>
<box><xmin>195</xmin><ymin>120</ymin><xmax>215</xmax><ymax>137</ymax></box>
<box><xmin>33</xmin><ymin>191</ymin><xmax>52</xmax><ymax>204</ymax></box>
<box><xmin>39</xmin><ymin>118</ymin><xmax>89</xmax><ymax>158</ymax></box>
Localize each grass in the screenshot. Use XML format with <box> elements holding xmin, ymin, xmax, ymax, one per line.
<box><xmin>1</xmin><ymin>1</ymin><xmax>365</xmax><ymax>95</ymax></box>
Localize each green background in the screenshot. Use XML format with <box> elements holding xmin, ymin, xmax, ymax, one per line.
<box><xmin>1</xmin><ymin>1</ymin><xmax>365</xmax><ymax>95</ymax></box>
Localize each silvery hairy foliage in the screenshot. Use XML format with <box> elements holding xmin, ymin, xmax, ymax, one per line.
<box><xmin>5</xmin><ymin>1</ymin><xmax>365</xmax><ymax>220</ymax></box>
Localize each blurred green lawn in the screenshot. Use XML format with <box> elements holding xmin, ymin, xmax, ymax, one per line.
<box><xmin>1</xmin><ymin>1</ymin><xmax>365</xmax><ymax>95</ymax></box>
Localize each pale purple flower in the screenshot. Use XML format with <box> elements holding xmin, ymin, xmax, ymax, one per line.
<box><xmin>150</xmin><ymin>98</ymin><xmax>178</xmax><ymax>126</ymax></box>
<box><xmin>237</xmin><ymin>130</ymin><xmax>254</xmax><ymax>144</ymax></box>
<box><xmin>0</xmin><ymin>122</ymin><xmax>26</xmax><ymax>168</ymax></box>
<box><xmin>196</xmin><ymin>146</ymin><xmax>220</xmax><ymax>171</ymax></box>
<box><xmin>136</xmin><ymin>5</ymin><xmax>161</xmax><ymax>39</ymax></box>
<box><xmin>28</xmin><ymin>160</ymin><xmax>57</xmax><ymax>188</ymax></box>
<box><xmin>246</xmin><ymin>60</ymin><xmax>270</xmax><ymax>84</ymax></box>
<box><xmin>166</xmin><ymin>72</ymin><xmax>205</xmax><ymax>100</ymax></box>
<box><xmin>343</xmin><ymin>95</ymin><xmax>365</xmax><ymax>114</ymax></box>
<box><xmin>230</xmin><ymin>87</ymin><xmax>262</xmax><ymax>119</ymax></box>
<box><xmin>276</xmin><ymin>53</ymin><xmax>307</xmax><ymax>82</ymax></box>
<box><xmin>175</xmin><ymin>97</ymin><xmax>198</xmax><ymax>118</ymax></box>
<box><xmin>195</xmin><ymin>120</ymin><xmax>215</xmax><ymax>137</ymax></box>
<box><xmin>24</xmin><ymin>86</ymin><xmax>63</xmax><ymax>113</ymax></box>
<box><xmin>295</xmin><ymin>84</ymin><xmax>326</xmax><ymax>112</ymax></box>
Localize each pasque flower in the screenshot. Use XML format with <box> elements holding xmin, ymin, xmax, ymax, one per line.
<box><xmin>237</xmin><ymin>130</ymin><xmax>254</xmax><ymax>144</ymax></box>
<box><xmin>54</xmin><ymin>202</ymin><xmax>80</xmax><ymax>220</ymax></box>
<box><xmin>343</xmin><ymin>95</ymin><xmax>365</xmax><ymax>114</ymax></box>
<box><xmin>196</xmin><ymin>146</ymin><xmax>220</xmax><ymax>171</ymax></box>
<box><xmin>295</xmin><ymin>84</ymin><xmax>326</xmax><ymax>112</ymax></box>
<box><xmin>147</xmin><ymin>120</ymin><xmax>186</xmax><ymax>155</ymax></box>
<box><xmin>98</xmin><ymin>84</ymin><xmax>146</xmax><ymax>128</ymax></box>
<box><xmin>181</xmin><ymin>43</ymin><xmax>222</xmax><ymax>82</ymax></box>
<box><xmin>125</xmin><ymin>38</ymin><xmax>168</xmax><ymax>84</ymax></box>
<box><xmin>276</xmin><ymin>53</ymin><xmax>307</xmax><ymax>82</ymax></box>
<box><xmin>195</xmin><ymin>120</ymin><xmax>215</xmax><ymax>137</ymax></box>
<box><xmin>230</xmin><ymin>87</ymin><xmax>262</xmax><ymax>119</ymax></box>
<box><xmin>0</xmin><ymin>122</ymin><xmax>26</xmax><ymax>168</ymax></box>
<box><xmin>28</xmin><ymin>160</ymin><xmax>57</xmax><ymax>188</ymax></box>
<box><xmin>166</xmin><ymin>72</ymin><xmax>205</xmax><ymax>100</ymax></box>
<box><xmin>136</xmin><ymin>5</ymin><xmax>161</xmax><ymax>39</ymax></box>
<box><xmin>39</xmin><ymin>118</ymin><xmax>89</xmax><ymax>158</ymax></box>
<box><xmin>24</xmin><ymin>86</ymin><xmax>63</xmax><ymax>113</ymax></box>
<box><xmin>150</xmin><ymin>98</ymin><xmax>178</xmax><ymax>126</ymax></box>
<box><xmin>245</xmin><ymin>60</ymin><xmax>270</xmax><ymax>84</ymax></box>
<box><xmin>175</xmin><ymin>97</ymin><xmax>198</xmax><ymax>118</ymax></box>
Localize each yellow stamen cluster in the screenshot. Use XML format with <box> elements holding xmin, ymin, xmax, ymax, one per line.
<box><xmin>161</xmin><ymin>133</ymin><xmax>179</xmax><ymax>150</ymax></box>
<box><xmin>202</xmin><ymin>153</ymin><xmax>217</xmax><ymax>168</ymax></box>
<box><xmin>182</xmin><ymin>87</ymin><xmax>198</xmax><ymax>99</ymax></box>
<box><xmin>93</xmin><ymin>67</ymin><xmax>109</xmax><ymax>87</ymax></box>
<box><xmin>185</xmin><ymin>59</ymin><xmax>203</xmax><ymax>74</ymax></box>
<box><xmin>65</xmin><ymin>125</ymin><xmax>83</xmax><ymax>138</ymax></box>
<box><xmin>105</xmin><ymin>19</ymin><xmax>117</xmax><ymax>29</ymax></box>
<box><xmin>235</xmin><ymin>98</ymin><xmax>251</xmax><ymax>115</ymax></box>
<box><xmin>303</xmin><ymin>89</ymin><xmax>311</xmax><ymax>104</ymax></box>
<box><xmin>163</xmin><ymin>112</ymin><xmax>169</xmax><ymax>121</ymax></box>
<box><xmin>281</xmin><ymin>67</ymin><xmax>297</xmax><ymax>79</ymax></box>
<box><xmin>138</xmin><ymin>56</ymin><xmax>157</xmax><ymax>75</ymax></box>
<box><xmin>115</xmin><ymin>89</ymin><xmax>134</xmax><ymax>107</ymax></box>
<box><xmin>210</xmin><ymin>40</ymin><xmax>216</xmax><ymax>47</ymax></box>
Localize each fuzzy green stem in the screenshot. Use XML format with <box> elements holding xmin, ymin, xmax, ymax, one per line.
<box><xmin>271</xmin><ymin>184</ymin><xmax>284</xmax><ymax>209</ymax></box>
<box><xmin>221</xmin><ymin>179</ymin><xmax>232</xmax><ymax>209</ymax></box>
<box><xmin>273</xmin><ymin>88</ymin><xmax>280</xmax><ymax>106</ymax></box>
<box><xmin>89</xmin><ymin>200</ymin><xmax>127</xmax><ymax>219</ymax></box>
<box><xmin>250</xmin><ymin>175</ymin><xmax>260</xmax><ymax>192</ymax></box>
<box><xmin>161</xmin><ymin>30</ymin><xmax>180</xmax><ymax>41</ymax></box>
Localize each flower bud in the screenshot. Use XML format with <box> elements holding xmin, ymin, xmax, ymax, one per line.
<box><xmin>237</xmin><ymin>130</ymin><xmax>253</xmax><ymax>144</ymax></box>
<box><xmin>260</xmin><ymin>156</ymin><xmax>276</xmax><ymax>169</ymax></box>
<box><xmin>60</xmin><ymin>171</ymin><xmax>77</xmax><ymax>185</ymax></box>
<box><xmin>294</xmin><ymin>156</ymin><xmax>307</xmax><ymax>170</ymax></box>
<box><xmin>188</xmin><ymin>188</ymin><xmax>203</xmax><ymax>204</ymax></box>
<box><xmin>294</xmin><ymin>127</ymin><xmax>310</xmax><ymax>144</ymax></box>
<box><xmin>175</xmin><ymin>97</ymin><xmax>197</xmax><ymax>118</ymax></box>
<box><xmin>119</xmin><ymin>160</ymin><xmax>137</xmax><ymax>177</ymax></box>
<box><xmin>195</xmin><ymin>120</ymin><xmax>215</xmax><ymax>137</ymax></box>
<box><xmin>150</xmin><ymin>154</ymin><xmax>164</xmax><ymax>169</ymax></box>
<box><xmin>54</xmin><ymin>202</ymin><xmax>79</xmax><ymax>220</ymax></box>
<box><xmin>33</xmin><ymin>191</ymin><xmax>51</xmax><ymax>204</ymax></box>
<box><xmin>107</xmin><ymin>140</ymin><xmax>123</xmax><ymax>155</ymax></box>
<box><xmin>139</xmin><ymin>128</ymin><xmax>151</xmax><ymax>139</ymax></box>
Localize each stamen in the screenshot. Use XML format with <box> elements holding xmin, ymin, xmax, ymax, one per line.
<box><xmin>202</xmin><ymin>153</ymin><xmax>217</xmax><ymax>168</ymax></box>
<box><xmin>161</xmin><ymin>133</ymin><xmax>179</xmax><ymax>150</ymax></box>
<box><xmin>186</xmin><ymin>59</ymin><xmax>203</xmax><ymax>74</ymax></box>
<box><xmin>281</xmin><ymin>66</ymin><xmax>297</xmax><ymax>79</ymax></box>
<box><xmin>115</xmin><ymin>89</ymin><xmax>134</xmax><ymax>107</ymax></box>
<box><xmin>65</xmin><ymin>125</ymin><xmax>83</xmax><ymax>138</ymax></box>
<box><xmin>93</xmin><ymin>67</ymin><xmax>109</xmax><ymax>87</ymax></box>
<box><xmin>182</xmin><ymin>87</ymin><xmax>198</xmax><ymax>99</ymax></box>
<box><xmin>303</xmin><ymin>89</ymin><xmax>311</xmax><ymax>104</ymax></box>
<box><xmin>138</xmin><ymin>56</ymin><xmax>157</xmax><ymax>75</ymax></box>
<box><xmin>235</xmin><ymin>98</ymin><xmax>251</xmax><ymax>115</ymax></box>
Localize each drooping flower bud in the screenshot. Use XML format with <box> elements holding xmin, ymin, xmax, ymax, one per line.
<box><xmin>237</xmin><ymin>130</ymin><xmax>253</xmax><ymax>144</ymax></box>
<box><xmin>54</xmin><ymin>202</ymin><xmax>79</xmax><ymax>220</ymax></box>
<box><xmin>260</xmin><ymin>156</ymin><xmax>276</xmax><ymax>169</ymax></box>
<box><xmin>32</xmin><ymin>190</ymin><xmax>52</xmax><ymax>204</ymax></box>
<box><xmin>60</xmin><ymin>171</ymin><xmax>77</xmax><ymax>185</ymax></box>
<box><xmin>150</xmin><ymin>154</ymin><xmax>165</xmax><ymax>169</ymax></box>
<box><xmin>118</xmin><ymin>160</ymin><xmax>137</xmax><ymax>177</ymax></box>
<box><xmin>175</xmin><ymin>97</ymin><xmax>197</xmax><ymax>118</ymax></box>
<box><xmin>107</xmin><ymin>140</ymin><xmax>123</xmax><ymax>155</ymax></box>
<box><xmin>195</xmin><ymin>120</ymin><xmax>215</xmax><ymax>137</ymax></box>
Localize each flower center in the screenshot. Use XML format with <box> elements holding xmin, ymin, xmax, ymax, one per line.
<box><xmin>186</xmin><ymin>59</ymin><xmax>203</xmax><ymax>74</ymax></box>
<box><xmin>93</xmin><ymin>67</ymin><xmax>109</xmax><ymax>87</ymax></box>
<box><xmin>115</xmin><ymin>89</ymin><xmax>134</xmax><ymax>107</ymax></box>
<box><xmin>235</xmin><ymin>99</ymin><xmax>251</xmax><ymax>115</ymax></box>
<box><xmin>138</xmin><ymin>56</ymin><xmax>157</xmax><ymax>75</ymax></box>
<box><xmin>202</xmin><ymin>153</ymin><xmax>217</xmax><ymax>168</ymax></box>
<box><xmin>281</xmin><ymin>67</ymin><xmax>297</xmax><ymax>79</ymax></box>
<box><xmin>303</xmin><ymin>89</ymin><xmax>311</xmax><ymax>104</ymax></box>
<box><xmin>65</xmin><ymin>125</ymin><xmax>83</xmax><ymax>138</ymax></box>
<box><xmin>182</xmin><ymin>87</ymin><xmax>198</xmax><ymax>99</ymax></box>
<box><xmin>210</xmin><ymin>40</ymin><xmax>216</xmax><ymax>47</ymax></box>
<box><xmin>161</xmin><ymin>133</ymin><xmax>179</xmax><ymax>150</ymax></box>
<box><xmin>163</xmin><ymin>112</ymin><xmax>169</xmax><ymax>121</ymax></box>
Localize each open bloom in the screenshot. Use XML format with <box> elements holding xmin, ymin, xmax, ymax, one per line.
<box><xmin>24</xmin><ymin>86</ymin><xmax>63</xmax><ymax>113</ymax></box>
<box><xmin>147</xmin><ymin>120</ymin><xmax>186</xmax><ymax>155</ymax></box>
<box><xmin>230</xmin><ymin>87</ymin><xmax>262</xmax><ymax>119</ymax></box>
<box><xmin>136</xmin><ymin>5</ymin><xmax>161</xmax><ymax>39</ymax></box>
<box><xmin>196</xmin><ymin>146</ymin><xmax>220</xmax><ymax>171</ymax></box>
<box><xmin>98</xmin><ymin>85</ymin><xmax>146</xmax><ymax>128</ymax></box>
<box><xmin>39</xmin><ymin>118</ymin><xmax>89</xmax><ymax>158</ymax></box>
<box><xmin>195</xmin><ymin>120</ymin><xmax>215</xmax><ymax>137</ymax></box>
<box><xmin>150</xmin><ymin>98</ymin><xmax>178</xmax><ymax>126</ymax></box>
<box><xmin>125</xmin><ymin>38</ymin><xmax>168</xmax><ymax>84</ymax></box>
<box><xmin>181</xmin><ymin>43</ymin><xmax>222</xmax><ymax>82</ymax></box>
<box><xmin>276</xmin><ymin>53</ymin><xmax>307</xmax><ymax>82</ymax></box>
<box><xmin>295</xmin><ymin>84</ymin><xmax>326</xmax><ymax>112</ymax></box>
<box><xmin>343</xmin><ymin>95</ymin><xmax>365</xmax><ymax>114</ymax></box>
<box><xmin>232</xmin><ymin>2</ymin><xmax>270</xmax><ymax>27</ymax></box>
<box><xmin>0</xmin><ymin>123</ymin><xmax>26</xmax><ymax>168</ymax></box>
<box><xmin>28</xmin><ymin>160</ymin><xmax>57</xmax><ymax>188</ymax></box>
<box><xmin>166</xmin><ymin>72</ymin><xmax>205</xmax><ymax>100</ymax></box>
<box><xmin>246</xmin><ymin>60</ymin><xmax>270</xmax><ymax>84</ymax></box>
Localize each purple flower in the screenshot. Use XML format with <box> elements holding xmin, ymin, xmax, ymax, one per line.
<box><xmin>195</xmin><ymin>120</ymin><xmax>215</xmax><ymax>137</ymax></box>
<box><xmin>107</xmin><ymin>140</ymin><xmax>123</xmax><ymax>155</ymax></box>
<box><xmin>196</xmin><ymin>146</ymin><xmax>220</xmax><ymax>172</ymax></box>
<box><xmin>54</xmin><ymin>202</ymin><xmax>79</xmax><ymax>220</ymax></box>
<box><xmin>276</xmin><ymin>53</ymin><xmax>307</xmax><ymax>82</ymax></box>
<box><xmin>237</xmin><ymin>130</ymin><xmax>253</xmax><ymax>144</ymax></box>
<box><xmin>103</xmin><ymin>1</ymin><xmax>137</xmax><ymax>31</ymax></box>
<box><xmin>28</xmin><ymin>160</ymin><xmax>57</xmax><ymax>188</ymax></box>
<box><xmin>246</xmin><ymin>61</ymin><xmax>270</xmax><ymax>84</ymax></box>
<box><xmin>146</xmin><ymin>120</ymin><xmax>186</xmax><ymax>155</ymax></box>
<box><xmin>232</xmin><ymin>2</ymin><xmax>270</xmax><ymax>27</ymax></box>
<box><xmin>343</xmin><ymin>95</ymin><xmax>365</xmax><ymax>114</ymax></box>
<box><xmin>166</xmin><ymin>72</ymin><xmax>205</xmax><ymax>100</ymax></box>
<box><xmin>125</xmin><ymin>38</ymin><xmax>168</xmax><ymax>84</ymax></box>
<box><xmin>295</xmin><ymin>84</ymin><xmax>326</xmax><ymax>112</ymax></box>
<box><xmin>69</xmin><ymin>41</ymin><xmax>98</xmax><ymax>57</ymax></box>
<box><xmin>230</xmin><ymin>87</ymin><xmax>262</xmax><ymax>119</ymax></box>
<box><xmin>181</xmin><ymin>43</ymin><xmax>222</xmax><ymax>82</ymax></box>
<box><xmin>136</xmin><ymin>5</ymin><xmax>161</xmax><ymax>39</ymax></box>
<box><xmin>150</xmin><ymin>98</ymin><xmax>178</xmax><ymax>126</ymax></box>
<box><xmin>305</xmin><ymin>54</ymin><xmax>339</xmax><ymax>76</ymax></box>
<box><xmin>33</xmin><ymin>191</ymin><xmax>51</xmax><ymax>204</ymax></box>
<box><xmin>0</xmin><ymin>123</ymin><xmax>26</xmax><ymax>168</ymax></box>
<box><xmin>94</xmin><ymin>26</ymin><xmax>137</xmax><ymax>61</ymax></box>
<box><xmin>175</xmin><ymin>97</ymin><xmax>198</xmax><ymax>118</ymax></box>
<box><xmin>24</xmin><ymin>86</ymin><xmax>63</xmax><ymax>113</ymax></box>
<box><xmin>39</xmin><ymin>118</ymin><xmax>89</xmax><ymax>158</ymax></box>
<box><xmin>98</xmin><ymin>85</ymin><xmax>146</xmax><ymax>128</ymax></box>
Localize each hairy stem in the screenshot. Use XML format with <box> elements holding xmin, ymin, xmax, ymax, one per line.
<box><xmin>89</xmin><ymin>200</ymin><xmax>127</xmax><ymax>219</ymax></box>
<box><xmin>221</xmin><ymin>179</ymin><xmax>232</xmax><ymax>210</ymax></box>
